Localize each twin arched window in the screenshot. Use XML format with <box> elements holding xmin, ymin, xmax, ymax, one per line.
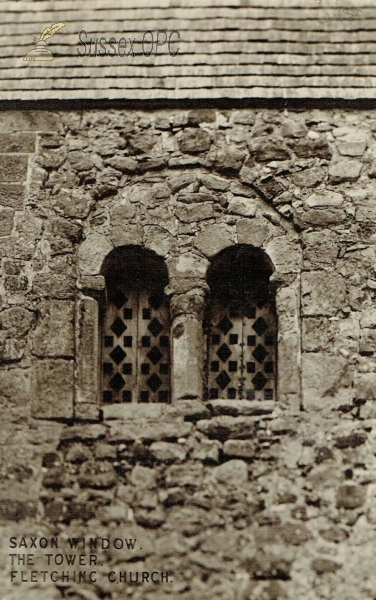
<box><xmin>100</xmin><ymin>246</ymin><xmax>276</xmax><ymax>404</ymax></box>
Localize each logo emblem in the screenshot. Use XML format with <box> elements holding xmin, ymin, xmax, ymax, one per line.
<box><xmin>23</xmin><ymin>22</ymin><xmax>66</xmax><ymax>61</ymax></box>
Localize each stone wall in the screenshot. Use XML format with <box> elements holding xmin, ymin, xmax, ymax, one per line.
<box><xmin>1</xmin><ymin>107</ymin><xmax>376</xmax><ymax>599</ymax></box>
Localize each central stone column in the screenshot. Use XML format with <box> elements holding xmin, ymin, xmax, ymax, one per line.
<box><xmin>167</xmin><ymin>283</ymin><xmax>208</xmax><ymax>401</ymax></box>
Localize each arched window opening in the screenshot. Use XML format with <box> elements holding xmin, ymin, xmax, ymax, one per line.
<box><xmin>206</xmin><ymin>245</ymin><xmax>276</xmax><ymax>402</ymax></box>
<box><xmin>101</xmin><ymin>247</ymin><xmax>170</xmax><ymax>404</ymax></box>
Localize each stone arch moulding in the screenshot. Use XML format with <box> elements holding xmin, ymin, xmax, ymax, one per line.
<box><xmin>193</xmin><ymin>215</ymin><xmax>303</xmax><ymax>414</ymax></box>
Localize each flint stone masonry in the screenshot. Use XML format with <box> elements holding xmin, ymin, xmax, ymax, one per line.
<box><xmin>2</xmin><ymin>107</ymin><xmax>376</xmax><ymax>600</ymax></box>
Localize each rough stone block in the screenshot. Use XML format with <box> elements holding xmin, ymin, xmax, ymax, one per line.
<box><xmin>227</xmin><ymin>196</ymin><xmax>257</xmax><ymax>217</ymax></box>
<box><xmin>188</xmin><ymin>109</ymin><xmax>216</xmax><ymax>125</ymax></box>
<box><xmin>281</xmin><ymin>118</ymin><xmax>307</xmax><ymax>138</ymax></box>
<box><xmin>0</xmin><ymin>132</ymin><xmax>36</xmax><ymax>153</ymax></box>
<box><xmin>248</xmin><ymin>138</ymin><xmax>290</xmax><ymax>162</ymax></box>
<box><xmin>305</xmin><ymin>190</ymin><xmax>343</xmax><ymax>208</ymax></box>
<box><xmin>110</xmin><ymin>222</ymin><xmax>143</xmax><ymax>248</ymax></box>
<box><xmin>78</xmin><ymin>232</ymin><xmax>114</xmax><ymax>275</ymax></box>
<box><xmin>0</xmin><ymin>183</ymin><xmax>25</xmax><ymax>209</ymax></box>
<box><xmin>178</xmin><ymin>128</ymin><xmax>211</xmax><ymax>153</ymax></box>
<box><xmin>223</xmin><ymin>440</ymin><xmax>255</xmax><ymax>458</ymax></box>
<box><xmin>265</xmin><ymin>236</ymin><xmax>301</xmax><ymax>273</ymax></box>
<box><xmin>144</xmin><ymin>225</ymin><xmax>175</xmax><ymax>256</ymax></box>
<box><xmin>194</xmin><ymin>223</ymin><xmax>235</xmax><ymax>258</ymax></box>
<box><xmin>33</xmin><ymin>300</ymin><xmax>75</xmax><ymax>357</ymax></box>
<box><xmin>0</xmin><ymin>111</ymin><xmax>60</xmax><ymax>132</ymax></box>
<box><xmin>176</xmin><ymin>202</ymin><xmax>216</xmax><ymax>223</ymax></box>
<box><xmin>215</xmin><ymin>144</ymin><xmax>246</xmax><ymax>171</ymax></box>
<box><xmin>32</xmin><ymin>359</ymin><xmax>74</xmax><ymax>419</ymax></box>
<box><xmin>294</xmin><ymin>137</ymin><xmax>332</xmax><ymax>159</ymax></box>
<box><xmin>336</xmin><ymin>131</ymin><xmax>367</xmax><ymax>156</ymax></box>
<box><xmin>336</xmin><ymin>484</ymin><xmax>366</xmax><ymax>509</ymax></box>
<box><xmin>211</xmin><ymin>459</ymin><xmax>248</xmax><ymax>484</ymax></box>
<box><xmin>0</xmin><ymin>155</ymin><xmax>28</xmax><ymax>181</ymax></box>
<box><xmin>75</xmin><ymin>297</ymin><xmax>99</xmax><ymax>407</ymax></box>
<box><xmin>302</xmin><ymin>353</ymin><xmax>351</xmax><ymax>410</ymax></box>
<box><xmin>166</xmin><ymin>253</ymin><xmax>209</xmax><ymax>279</ymax></box>
<box><xmin>291</xmin><ymin>166</ymin><xmax>324</xmax><ymax>188</ymax></box>
<box><xmin>236</xmin><ymin>217</ymin><xmax>271</xmax><ymax>247</ymax></box>
<box><xmin>199</xmin><ymin>173</ymin><xmax>230</xmax><ymax>191</ymax></box>
<box><xmin>105</xmin><ymin>155</ymin><xmax>138</xmax><ymax>172</ymax></box>
<box><xmin>0</xmin><ymin>208</ymin><xmax>15</xmax><ymax>236</ymax></box>
<box><xmin>302</xmin><ymin>272</ymin><xmax>346</xmax><ymax>316</ymax></box>
<box><xmin>32</xmin><ymin>274</ymin><xmax>76</xmax><ymax>299</ymax></box>
<box><xmin>329</xmin><ymin>160</ymin><xmax>362</xmax><ymax>183</ymax></box>
<box><xmin>294</xmin><ymin>207</ymin><xmax>346</xmax><ymax>228</ymax></box>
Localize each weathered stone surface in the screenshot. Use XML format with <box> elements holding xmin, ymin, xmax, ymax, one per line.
<box><xmin>335</xmin><ymin>431</ymin><xmax>367</xmax><ymax>449</ymax></box>
<box><xmin>311</xmin><ymin>558</ymin><xmax>342</xmax><ymax>575</ymax></box>
<box><xmin>105</xmin><ymin>155</ymin><xmax>138</xmax><ymax>172</ymax></box>
<box><xmin>0</xmin><ymin>132</ymin><xmax>36</xmax><ymax>153</ymax></box>
<box><xmin>194</xmin><ymin>223</ymin><xmax>235</xmax><ymax>258</ymax></box>
<box><xmin>265</xmin><ymin>236</ymin><xmax>301</xmax><ymax>273</ymax></box>
<box><xmin>294</xmin><ymin>206</ymin><xmax>346</xmax><ymax>228</ymax></box>
<box><xmin>176</xmin><ymin>201</ymin><xmax>216</xmax><ymax>222</ymax></box>
<box><xmin>199</xmin><ymin>173</ymin><xmax>230</xmax><ymax>191</ymax></box>
<box><xmin>33</xmin><ymin>300</ymin><xmax>74</xmax><ymax>357</ymax></box>
<box><xmin>253</xmin><ymin>175</ymin><xmax>285</xmax><ymax>201</ymax></box>
<box><xmin>60</xmin><ymin>424</ymin><xmax>108</xmax><ymax>441</ymax></box>
<box><xmin>336</xmin><ymin>131</ymin><xmax>367</xmax><ymax>156</ymax></box>
<box><xmin>188</xmin><ymin>109</ymin><xmax>216</xmax><ymax>125</ymax></box>
<box><xmin>78</xmin><ymin>461</ymin><xmax>116</xmax><ymax>489</ymax></box>
<box><xmin>109</xmin><ymin>420</ymin><xmax>192</xmax><ymax>443</ymax></box>
<box><xmin>209</xmin><ymin>399</ymin><xmax>274</xmax><ymax>417</ymax></box>
<box><xmin>214</xmin><ymin>144</ymin><xmax>246</xmax><ymax>171</ymax></box>
<box><xmin>281</xmin><ymin>118</ymin><xmax>308</xmax><ymax>138</ymax></box>
<box><xmin>196</xmin><ymin>416</ymin><xmax>257</xmax><ymax>440</ymax></box>
<box><xmin>0</xmin><ymin>111</ymin><xmax>60</xmax><ymax>132</ymax></box>
<box><xmin>329</xmin><ymin>160</ymin><xmax>362</xmax><ymax>183</ymax></box>
<box><xmin>336</xmin><ymin>484</ymin><xmax>366</xmax><ymax>509</ymax></box>
<box><xmin>291</xmin><ymin>166</ymin><xmax>324</xmax><ymax>188</ymax></box>
<box><xmin>129</xmin><ymin>132</ymin><xmax>157</xmax><ymax>154</ymax></box>
<box><xmin>227</xmin><ymin>196</ymin><xmax>257</xmax><ymax>217</ymax></box>
<box><xmin>149</xmin><ymin>441</ymin><xmax>188</xmax><ymax>462</ymax></box>
<box><xmin>305</xmin><ymin>190</ymin><xmax>343</xmax><ymax>208</ymax></box>
<box><xmin>68</xmin><ymin>150</ymin><xmax>95</xmax><ymax>171</ymax></box>
<box><xmin>32</xmin><ymin>359</ymin><xmax>74</xmax><ymax>419</ymax></box>
<box><xmin>177</xmin><ymin>191</ymin><xmax>214</xmax><ymax>204</ymax></box>
<box><xmin>248</xmin><ymin>138</ymin><xmax>290</xmax><ymax>162</ymax></box>
<box><xmin>52</xmin><ymin>190</ymin><xmax>94</xmax><ymax>218</ymax></box>
<box><xmin>302</xmin><ymin>272</ymin><xmax>346</xmax><ymax>315</ymax></box>
<box><xmin>302</xmin><ymin>353</ymin><xmax>351</xmax><ymax>410</ymax></box>
<box><xmin>144</xmin><ymin>225</ymin><xmax>175</xmax><ymax>256</ymax></box>
<box><xmin>32</xmin><ymin>273</ymin><xmax>75</xmax><ymax>299</ymax></box>
<box><xmin>178</xmin><ymin>128</ymin><xmax>211</xmax><ymax>153</ymax></box>
<box><xmin>168</xmin><ymin>172</ymin><xmax>197</xmax><ymax>192</ymax></box>
<box><xmin>0</xmin><ymin>208</ymin><xmax>15</xmax><ymax>236</ymax></box>
<box><xmin>294</xmin><ymin>137</ymin><xmax>332</xmax><ymax>159</ymax></box>
<box><xmin>78</xmin><ymin>232</ymin><xmax>113</xmax><ymax>275</ymax></box>
<box><xmin>236</xmin><ymin>217</ymin><xmax>271</xmax><ymax>247</ymax></box>
<box><xmin>223</xmin><ymin>440</ymin><xmax>255</xmax><ymax>458</ymax></box>
<box><xmin>0</xmin><ymin>183</ymin><xmax>25</xmax><ymax>209</ymax></box>
<box><xmin>0</xmin><ymin>155</ymin><xmax>28</xmax><ymax>181</ymax></box>
<box><xmin>212</xmin><ymin>459</ymin><xmax>248</xmax><ymax>484</ymax></box>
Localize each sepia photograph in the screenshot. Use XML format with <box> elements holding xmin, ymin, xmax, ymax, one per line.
<box><xmin>0</xmin><ymin>0</ymin><xmax>376</xmax><ymax>598</ymax></box>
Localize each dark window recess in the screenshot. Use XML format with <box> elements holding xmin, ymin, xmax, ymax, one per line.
<box><xmin>123</xmin><ymin>390</ymin><xmax>132</xmax><ymax>402</ymax></box>
<box><xmin>101</xmin><ymin>248</ymin><xmax>171</xmax><ymax>405</ymax></box>
<box><xmin>206</xmin><ymin>245</ymin><xmax>276</xmax><ymax>402</ymax></box>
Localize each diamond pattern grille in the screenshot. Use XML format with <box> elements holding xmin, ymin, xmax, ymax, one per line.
<box><xmin>207</xmin><ymin>301</ymin><xmax>276</xmax><ymax>402</ymax></box>
<box><xmin>102</xmin><ymin>286</ymin><xmax>170</xmax><ymax>404</ymax></box>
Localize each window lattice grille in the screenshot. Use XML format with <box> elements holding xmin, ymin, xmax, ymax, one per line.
<box><xmin>207</xmin><ymin>301</ymin><xmax>276</xmax><ymax>401</ymax></box>
<box><xmin>102</xmin><ymin>287</ymin><xmax>170</xmax><ymax>404</ymax></box>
